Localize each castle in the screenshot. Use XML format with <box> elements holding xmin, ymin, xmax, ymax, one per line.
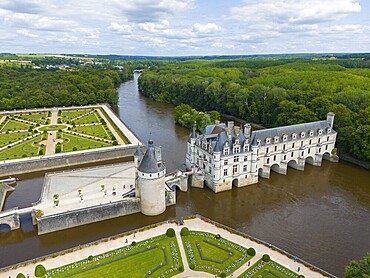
<box><xmin>186</xmin><ymin>112</ymin><xmax>338</xmax><ymax>193</ymax></box>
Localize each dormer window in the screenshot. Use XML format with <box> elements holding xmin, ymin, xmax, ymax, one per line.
<box><xmin>327</xmin><ymin>128</ymin><xmax>331</xmax><ymax>133</ymax></box>
<box><xmin>235</xmin><ymin>139</ymin><xmax>239</xmax><ymax>144</ymax></box>
<box><xmin>233</xmin><ymin>146</ymin><xmax>240</xmax><ymax>153</ymax></box>
<box><xmin>266</xmin><ymin>138</ymin><xmax>271</xmax><ymax>144</ymax></box>
<box><xmin>309</xmin><ymin>130</ymin><xmax>314</xmax><ymax>137</ymax></box>
<box><xmin>318</xmin><ymin>129</ymin><xmax>323</xmax><ymax>135</ymax></box>
<box><xmin>283</xmin><ymin>134</ymin><xmax>288</xmax><ymax>141</ymax></box>
<box><xmin>224</xmin><ymin>145</ymin><xmax>229</xmax><ymax>155</ymax></box>
<box><xmin>301</xmin><ymin>132</ymin><xmax>305</xmax><ymax>138</ymax></box>
<box><xmin>292</xmin><ymin>133</ymin><xmax>297</xmax><ymax>140</ymax></box>
<box><xmin>274</xmin><ymin>136</ymin><xmax>279</xmax><ymax>143</ymax></box>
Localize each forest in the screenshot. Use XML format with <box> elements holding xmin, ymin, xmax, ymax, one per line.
<box><xmin>138</xmin><ymin>58</ymin><xmax>370</xmax><ymax>161</ymax></box>
<box><xmin>0</xmin><ymin>64</ymin><xmax>133</xmax><ymax>109</ymax></box>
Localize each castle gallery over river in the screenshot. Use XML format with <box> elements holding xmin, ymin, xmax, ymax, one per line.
<box><xmin>0</xmin><ymin>108</ymin><xmax>338</xmax><ymax>234</ymax></box>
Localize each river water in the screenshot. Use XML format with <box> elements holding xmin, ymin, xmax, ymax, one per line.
<box><xmin>0</xmin><ymin>73</ymin><xmax>369</xmax><ymax>277</ymax></box>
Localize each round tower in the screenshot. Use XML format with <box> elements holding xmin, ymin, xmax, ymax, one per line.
<box><xmin>137</xmin><ymin>139</ymin><xmax>166</xmax><ymax>216</ymax></box>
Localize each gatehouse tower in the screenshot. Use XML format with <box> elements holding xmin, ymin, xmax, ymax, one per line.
<box><xmin>137</xmin><ymin>139</ymin><xmax>166</xmax><ymax>216</ymax></box>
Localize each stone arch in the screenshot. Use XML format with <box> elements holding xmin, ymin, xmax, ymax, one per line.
<box><xmin>270</xmin><ymin>163</ymin><xmax>280</xmax><ymax>172</ymax></box>
<box><xmin>232</xmin><ymin>178</ymin><xmax>239</xmax><ymax>187</ymax></box>
<box><xmin>171</xmin><ymin>184</ymin><xmax>181</xmax><ymax>191</ymax></box>
<box><xmin>323</xmin><ymin>152</ymin><xmax>331</xmax><ymax>161</ymax></box>
<box><xmin>305</xmin><ymin>156</ymin><xmax>314</xmax><ymax>165</ymax></box>
<box><xmin>287</xmin><ymin>159</ymin><xmax>298</xmax><ymax>168</ymax></box>
<box><xmin>258</xmin><ymin>168</ymin><xmax>264</xmax><ymax>177</ymax></box>
<box><xmin>0</xmin><ymin>223</ymin><xmax>11</xmax><ymax>233</ymax></box>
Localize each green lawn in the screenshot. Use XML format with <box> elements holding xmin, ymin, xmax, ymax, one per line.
<box><xmin>60</xmin><ymin>132</ymin><xmax>111</xmax><ymax>152</ymax></box>
<box><xmin>0</xmin><ymin>119</ymin><xmax>32</xmax><ymax>132</ymax></box>
<box><xmin>0</xmin><ymin>131</ymin><xmax>31</xmax><ymax>147</ymax></box>
<box><xmin>0</xmin><ymin>135</ymin><xmax>42</xmax><ymax>160</ymax></box>
<box><xmin>46</xmin><ymin>234</ymin><xmax>183</xmax><ymax>278</ymax></box>
<box><xmin>60</xmin><ymin>110</ymin><xmax>93</xmax><ymax>122</ymax></box>
<box><xmin>73</xmin><ymin>124</ymin><xmax>110</xmax><ymax>139</ymax></box>
<box><xmin>238</xmin><ymin>259</ymin><xmax>301</xmax><ymax>278</ymax></box>
<box><xmin>16</xmin><ymin>112</ymin><xmax>48</xmax><ymax>124</ymax></box>
<box><xmin>182</xmin><ymin>230</ymin><xmax>251</xmax><ymax>276</ymax></box>
<box><xmin>73</xmin><ymin>112</ymin><xmax>101</xmax><ymax>125</ymax></box>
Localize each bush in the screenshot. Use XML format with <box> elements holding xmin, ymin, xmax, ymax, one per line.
<box><xmin>34</xmin><ymin>264</ymin><xmax>46</xmax><ymax>277</ymax></box>
<box><xmin>166</xmin><ymin>228</ymin><xmax>176</xmax><ymax>238</ymax></box>
<box><xmin>16</xmin><ymin>273</ymin><xmax>25</xmax><ymax>278</ymax></box>
<box><xmin>178</xmin><ymin>265</ymin><xmax>184</xmax><ymax>272</ymax></box>
<box><xmin>112</xmin><ymin>140</ymin><xmax>118</xmax><ymax>146</ymax></box>
<box><xmin>189</xmin><ymin>264</ymin><xmax>195</xmax><ymax>270</ymax></box>
<box><xmin>88</xmin><ymin>255</ymin><xmax>93</xmax><ymax>261</ymax></box>
<box><xmin>215</xmin><ymin>234</ymin><xmax>221</xmax><ymax>239</ymax></box>
<box><xmin>247</xmin><ymin>247</ymin><xmax>256</xmax><ymax>256</ymax></box>
<box><xmin>180</xmin><ymin>227</ymin><xmax>190</xmax><ymax>236</ymax></box>
<box><xmin>220</xmin><ymin>273</ymin><xmax>226</xmax><ymax>278</ymax></box>
<box><xmin>55</xmin><ymin>143</ymin><xmax>61</xmax><ymax>153</ymax></box>
<box><xmin>38</xmin><ymin>149</ymin><xmax>43</xmax><ymax>155</ymax></box>
<box><xmin>262</xmin><ymin>254</ymin><xmax>270</xmax><ymax>262</ymax></box>
<box><xmin>131</xmin><ymin>241</ymin><xmax>136</xmax><ymax>246</ymax></box>
<box><xmin>72</xmin><ymin>146</ymin><xmax>77</xmax><ymax>151</ymax></box>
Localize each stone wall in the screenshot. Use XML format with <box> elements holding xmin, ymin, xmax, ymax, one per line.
<box><xmin>0</xmin><ymin>184</ymin><xmax>14</xmax><ymax>211</ymax></box>
<box><xmin>36</xmin><ymin>198</ymin><xmax>141</xmax><ymax>235</ymax></box>
<box><xmin>0</xmin><ymin>145</ymin><xmax>137</xmax><ymax>177</ymax></box>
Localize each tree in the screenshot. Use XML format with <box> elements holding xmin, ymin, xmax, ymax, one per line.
<box><xmin>344</xmin><ymin>253</ymin><xmax>370</xmax><ymax>278</ymax></box>
<box><xmin>34</xmin><ymin>264</ymin><xmax>46</xmax><ymax>277</ymax></box>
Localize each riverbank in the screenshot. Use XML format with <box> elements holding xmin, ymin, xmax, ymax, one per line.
<box><xmin>0</xmin><ymin>215</ymin><xmax>333</xmax><ymax>278</ymax></box>
<box><xmin>338</xmin><ymin>153</ymin><xmax>370</xmax><ymax>170</ymax></box>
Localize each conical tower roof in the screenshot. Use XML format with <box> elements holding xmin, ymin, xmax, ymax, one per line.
<box><xmin>138</xmin><ymin>140</ymin><xmax>164</xmax><ymax>173</ymax></box>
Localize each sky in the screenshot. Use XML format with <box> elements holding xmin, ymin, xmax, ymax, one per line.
<box><xmin>0</xmin><ymin>0</ymin><xmax>369</xmax><ymax>56</ymax></box>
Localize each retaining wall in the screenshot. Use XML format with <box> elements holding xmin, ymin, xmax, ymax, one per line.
<box><xmin>0</xmin><ymin>145</ymin><xmax>137</xmax><ymax>177</ymax></box>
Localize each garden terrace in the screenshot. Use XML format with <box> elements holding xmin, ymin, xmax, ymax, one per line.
<box><xmin>240</xmin><ymin>259</ymin><xmax>301</xmax><ymax>278</ymax></box>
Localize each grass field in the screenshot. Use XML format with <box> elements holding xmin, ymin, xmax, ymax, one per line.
<box><xmin>182</xmin><ymin>230</ymin><xmax>250</xmax><ymax>276</ymax></box>
<box><xmin>60</xmin><ymin>132</ymin><xmax>111</xmax><ymax>152</ymax></box>
<box><xmin>73</xmin><ymin>112</ymin><xmax>101</xmax><ymax>125</ymax></box>
<box><xmin>0</xmin><ymin>119</ymin><xmax>32</xmax><ymax>132</ymax></box>
<box><xmin>239</xmin><ymin>259</ymin><xmax>301</xmax><ymax>278</ymax></box>
<box><xmin>46</xmin><ymin>234</ymin><xmax>183</xmax><ymax>278</ymax></box>
<box><xmin>0</xmin><ymin>131</ymin><xmax>31</xmax><ymax>147</ymax></box>
<box><xmin>73</xmin><ymin>124</ymin><xmax>110</xmax><ymax>139</ymax></box>
<box><xmin>0</xmin><ymin>135</ymin><xmax>42</xmax><ymax>160</ymax></box>
<box><xmin>17</xmin><ymin>112</ymin><xmax>48</xmax><ymax>124</ymax></box>
<box><xmin>60</xmin><ymin>110</ymin><xmax>93</xmax><ymax>122</ymax></box>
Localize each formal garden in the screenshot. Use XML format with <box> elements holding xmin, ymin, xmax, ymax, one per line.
<box><xmin>0</xmin><ymin>107</ymin><xmax>126</xmax><ymax>160</ymax></box>
<box><xmin>240</xmin><ymin>258</ymin><xmax>303</xmax><ymax>278</ymax></box>
<box><xmin>180</xmin><ymin>228</ymin><xmax>252</xmax><ymax>277</ymax></box>
<box><xmin>43</xmin><ymin>231</ymin><xmax>183</xmax><ymax>278</ymax></box>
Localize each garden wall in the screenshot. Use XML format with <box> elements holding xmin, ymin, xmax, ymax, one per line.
<box><xmin>0</xmin><ymin>145</ymin><xmax>138</xmax><ymax>177</ymax></box>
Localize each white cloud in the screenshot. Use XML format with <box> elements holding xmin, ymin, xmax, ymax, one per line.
<box><xmin>16</xmin><ymin>28</ymin><xmax>38</xmax><ymax>37</ymax></box>
<box><xmin>108</xmin><ymin>22</ymin><xmax>133</xmax><ymax>34</ymax></box>
<box><xmin>193</xmin><ymin>23</ymin><xmax>221</xmax><ymax>34</ymax></box>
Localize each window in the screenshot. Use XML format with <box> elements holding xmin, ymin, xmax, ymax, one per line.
<box><xmin>233</xmin><ymin>146</ymin><xmax>240</xmax><ymax>153</ymax></box>
<box><xmin>284</xmin><ymin>155</ymin><xmax>286</xmax><ymax>160</ymax></box>
<box><xmin>292</xmin><ymin>133</ymin><xmax>297</xmax><ymax>139</ymax></box>
<box><xmin>301</xmin><ymin>132</ymin><xmax>305</xmax><ymax>138</ymax></box>
<box><xmin>301</xmin><ymin>141</ymin><xmax>303</xmax><ymax>147</ymax></box>
<box><xmin>274</xmin><ymin>136</ymin><xmax>279</xmax><ymax>143</ymax></box>
<box><xmin>224</xmin><ymin>160</ymin><xmax>228</xmax><ymax>165</ymax></box>
<box><xmin>283</xmin><ymin>135</ymin><xmax>288</xmax><ymax>141</ymax></box>
<box><xmin>243</xmin><ymin>165</ymin><xmax>248</xmax><ymax>172</ymax></box>
<box><xmin>319</xmin><ymin>148</ymin><xmax>321</xmax><ymax>153</ymax></box>
<box><xmin>234</xmin><ymin>156</ymin><xmax>239</xmax><ymax>162</ymax></box>
<box><xmin>233</xmin><ymin>165</ymin><xmax>238</xmax><ymax>174</ymax></box>
<box><xmin>274</xmin><ymin>146</ymin><xmax>277</xmax><ymax>152</ymax></box>
<box><xmin>209</xmin><ymin>166</ymin><xmax>212</xmax><ymax>174</ymax></box>
<box><xmin>318</xmin><ymin>138</ymin><xmax>321</xmax><ymax>143</ymax></box>
<box><xmin>283</xmin><ymin>144</ymin><xmax>286</xmax><ymax>151</ymax></box>
<box><xmin>266</xmin><ymin>138</ymin><xmax>271</xmax><ymax>144</ymax></box>
<box><xmin>318</xmin><ymin>129</ymin><xmax>323</xmax><ymax>135</ymax></box>
<box><xmin>267</xmin><ymin>158</ymin><xmax>270</xmax><ymax>164</ymax></box>
<box><xmin>308</xmin><ymin>149</ymin><xmax>311</xmax><ymax>154</ymax></box>
<box><xmin>245</xmin><ymin>175</ymin><xmax>248</xmax><ymax>179</ymax></box>
<box><xmin>309</xmin><ymin>139</ymin><xmax>312</xmax><ymax>145</ymax></box>
<box><xmin>266</xmin><ymin>147</ymin><xmax>269</xmax><ymax>154</ymax></box>
<box><xmin>274</xmin><ymin>155</ymin><xmax>276</xmax><ymax>161</ymax></box>
<box><xmin>291</xmin><ymin>152</ymin><xmax>294</xmax><ymax>157</ymax></box>
<box><xmin>327</xmin><ymin>136</ymin><xmax>330</xmax><ymax>141</ymax></box>
<box><xmin>301</xmin><ymin>151</ymin><xmax>304</xmax><ymax>156</ymax></box>
<box><xmin>328</xmin><ymin>128</ymin><xmax>331</xmax><ymax>133</ymax></box>
<box><xmin>292</xmin><ymin>143</ymin><xmax>295</xmax><ymax>148</ymax></box>
<box><xmin>224</xmin><ymin>147</ymin><xmax>229</xmax><ymax>155</ymax></box>
<box><xmin>223</xmin><ymin>169</ymin><xmax>228</xmax><ymax>176</ymax></box>
<box><xmin>244</xmin><ymin>156</ymin><xmax>248</xmax><ymax>161</ymax></box>
<box><xmin>325</xmin><ymin>145</ymin><xmax>328</xmax><ymax>150</ymax></box>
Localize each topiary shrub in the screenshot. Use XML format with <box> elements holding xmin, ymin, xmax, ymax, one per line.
<box><xmin>178</xmin><ymin>265</ymin><xmax>184</xmax><ymax>272</ymax></box>
<box><xmin>72</xmin><ymin>146</ymin><xmax>77</xmax><ymax>151</ymax></box>
<box><xmin>247</xmin><ymin>247</ymin><xmax>256</xmax><ymax>256</ymax></box>
<box><xmin>166</xmin><ymin>228</ymin><xmax>176</xmax><ymax>238</ymax></box>
<box><xmin>189</xmin><ymin>264</ymin><xmax>195</xmax><ymax>270</ymax></box>
<box><xmin>180</xmin><ymin>227</ymin><xmax>190</xmax><ymax>236</ymax></box>
<box><xmin>16</xmin><ymin>273</ymin><xmax>25</xmax><ymax>278</ymax></box>
<box><xmin>262</xmin><ymin>254</ymin><xmax>270</xmax><ymax>262</ymax></box>
<box><xmin>215</xmin><ymin>234</ymin><xmax>221</xmax><ymax>239</ymax></box>
<box><xmin>220</xmin><ymin>273</ymin><xmax>226</xmax><ymax>278</ymax></box>
<box><xmin>88</xmin><ymin>255</ymin><xmax>93</xmax><ymax>261</ymax></box>
<box><xmin>112</xmin><ymin>140</ymin><xmax>118</xmax><ymax>146</ymax></box>
<box><xmin>131</xmin><ymin>241</ymin><xmax>136</xmax><ymax>246</ymax></box>
<box><xmin>34</xmin><ymin>264</ymin><xmax>46</xmax><ymax>277</ymax></box>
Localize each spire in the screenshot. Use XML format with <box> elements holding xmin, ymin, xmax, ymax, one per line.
<box><xmin>138</xmin><ymin>139</ymin><xmax>164</xmax><ymax>173</ymax></box>
<box><xmin>134</xmin><ymin>143</ymin><xmax>144</xmax><ymax>156</ymax></box>
<box><xmin>251</xmin><ymin>135</ymin><xmax>258</xmax><ymax>146</ymax></box>
<box><xmin>190</xmin><ymin>124</ymin><xmax>197</xmax><ymax>138</ymax></box>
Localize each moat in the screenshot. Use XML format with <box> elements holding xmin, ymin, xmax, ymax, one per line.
<box><xmin>0</xmin><ymin>73</ymin><xmax>369</xmax><ymax>277</ymax></box>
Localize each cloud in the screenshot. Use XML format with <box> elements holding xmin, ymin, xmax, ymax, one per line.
<box><xmin>16</xmin><ymin>28</ymin><xmax>38</xmax><ymax>37</ymax></box>
<box><xmin>193</xmin><ymin>23</ymin><xmax>221</xmax><ymax>34</ymax></box>
<box><xmin>108</xmin><ymin>22</ymin><xmax>133</xmax><ymax>34</ymax></box>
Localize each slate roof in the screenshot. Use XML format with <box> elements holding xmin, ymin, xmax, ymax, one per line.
<box><xmin>134</xmin><ymin>143</ymin><xmax>144</xmax><ymax>156</ymax></box>
<box><xmin>252</xmin><ymin>120</ymin><xmax>335</xmax><ymax>146</ymax></box>
<box><xmin>138</xmin><ymin>140</ymin><xmax>165</xmax><ymax>173</ymax></box>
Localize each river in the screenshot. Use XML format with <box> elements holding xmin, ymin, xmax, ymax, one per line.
<box><xmin>0</xmin><ymin>73</ymin><xmax>369</xmax><ymax>277</ymax></box>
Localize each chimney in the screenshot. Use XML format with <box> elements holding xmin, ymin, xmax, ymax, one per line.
<box><xmin>244</xmin><ymin>123</ymin><xmax>251</xmax><ymax>138</ymax></box>
<box><xmin>327</xmin><ymin>112</ymin><xmax>335</xmax><ymax>128</ymax></box>
<box><xmin>227</xmin><ymin>121</ymin><xmax>234</xmax><ymax>130</ymax></box>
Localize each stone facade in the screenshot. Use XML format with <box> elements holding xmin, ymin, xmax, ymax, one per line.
<box><xmin>186</xmin><ymin>112</ymin><xmax>338</xmax><ymax>193</ymax></box>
